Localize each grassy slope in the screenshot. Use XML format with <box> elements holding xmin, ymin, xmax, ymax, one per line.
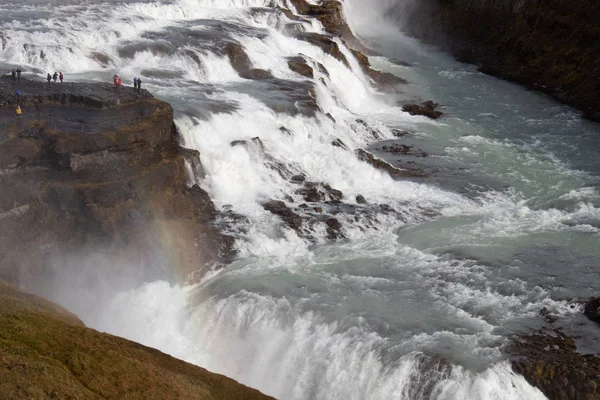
<box><xmin>0</xmin><ymin>280</ymin><xmax>274</xmax><ymax>400</ymax></box>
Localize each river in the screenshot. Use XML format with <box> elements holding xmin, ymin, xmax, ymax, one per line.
<box><xmin>1</xmin><ymin>0</ymin><xmax>599</xmax><ymax>399</ymax></box>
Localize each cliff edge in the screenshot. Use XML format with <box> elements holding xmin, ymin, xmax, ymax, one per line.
<box><xmin>0</xmin><ymin>280</ymin><xmax>274</xmax><ymax>399</ymax></box>
<box><xmin>0</xmin><ymin>75</ymin><xmax>234</xmax><ymax>292</ymax></box>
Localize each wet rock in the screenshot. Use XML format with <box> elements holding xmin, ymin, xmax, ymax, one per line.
<box><xmin>296</xmin><ymin>182</ymin><xmax>343</xmax><ymax>203</ymax></box>
<box><xmin>350</xmin><ymin>49</ymin><xmax>407</xmax><ymax>89</ymax></box>
<box><xmin>402</xmin><ymin>101</ymin><xmax>444</xmax><ymax>119</ymax></box>
<box><xmin>288</xmin><ymin>0</ymin><xmax>354</xmax><ymax>40</ymax></box>
<box><xmin>382</xmin><ymin>144</ymin><xmax>411</xmax><ymax>154</ymax></box>
<box><xmin>539</xmin><ymin>307</ymin><xmax>559</xmax><ymax>324</ymax></box>
<box><xmin>314</xmin><ymin>207</ymin><xmax>323</xmax><ymax>213</ymax></box>
<box><xmin>584</xmin><ymin>297</ymin><xmax>600</xmax><ymax>324</ymax></box>
<box><xmin>508</xmin><ymin>329</ymin><xmax>600</xmax><ymax>400</ymax></box>
<box><xmin>322</xmin><ymin>183</ymin><xmax>343</xmax><ymax>203</ymax></box>
<box><xmin>392</xmin><ymin>129</ymin><xmax>410</xmax><ymax>137</ymax></box>
<box><xmin>356</xmin><ymin>195</ymin><xmax>367</xmax><ymax>204</ymax></box>
<box><xmin>287</xmin><ymin>56</ymin><xmax>314</xmax><ymax>78</ymax></box>
<box><xmin>279</xmin><ymin>126</ymin><xmax>292</xmax><ymax>135</ymax></box>
<box><xmin>296</xmin><ymin>186</ymin><xmax>322</xmax><ymax>203</ymax></box>
<box><xmin>294</xmin><ymin>32</ymin><xmax>348</xmax><ymax>65</ymax></box>
<box><xmin>355</xmin><ymin>119</ymin><xmax>382</xmax><ymax>140</ymax></box>
<box><xmin>224</xmin><ymin>42</ymin><xmax>272</xmax><ymax>80</ymax></box>
<box><xmin>325</xmin><ymin>217</ymin><xmax>344</xmax><ymax>239</ymax></box>
<box><xmin>331</xmin><ymin>138</ymin><xmax>347</xmax><ymax>149</ymax></box>
<box><xmin>263</xmin><ymin>200</ymin><xmax>305</xmax><ymax>234</ymax></box>
<box><xmin>355</xmin><ymin>149</ymin><xmax>425</xmax><ymax>178</ymax></box>
<box><xmin>291</xmin><ymin>174</ymin><xmax>306</xmax><ymax>184</ymax></box>
<box><xmin>230</xmin><ymin>140</ymin><xmax>248</xmax><ymax>147</ymax></box>
<box><xmin>224</xmin><ymin>42</ymin><xmax>253</xmax><ymax>73</ymax></box>
<box><xmin>239</xmin><ymin>69</ymin><xmax>273</xmax><ymax>80</ymax></box>
<box><xmin>90</xmin><ymin>51</ymin><xmax>112</xmax><ymax>67</ymax></box>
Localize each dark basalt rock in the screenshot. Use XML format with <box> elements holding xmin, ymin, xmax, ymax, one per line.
<box><xmin>223</xmin><ymin>42</ymin><xmax>272</xmax><ymax>81</ymax></box>
<box><xmin>584</xmin><ymin>297</ymin><xmax>600</xmax><ymax>324</ymax></box>
<box><xmin>400</xmin><ymin>0</ymin><xmax>600</xmax><ymax>121</ymax></box>
<box><xmin>402</xmin><ymin>101</ymin><xmax>444</xmax><ymax>119</ymax></box>
<box><xmin>263</xmin><ymin>200</ymin><xmax>305</xmax><ymax>234</ymax></box>
<box><xmin>287</xmin><ymin>56</ymin><xmax>314</xmax><ymax>78</ymax></box>
<box><xmin>291</xmin><ymin>174</ymin><xmax>306</xmax><ymax>184</ymax></box>
<box><xmin>296</xmin><ymin>182</ymin><xmax>343</xmax><ymax>203</ymax></box>
<box><xmin>356</xmin><ymin>195</ymin><xmax>367</xmax><ymax>204</ymax></box>
<box><xmin>350</xmin><ymin>49</ymin><xmax>407</xmax><ymax>89</ymax></box>
<box><xmin>392</xmin><ymin>129</ymin><xmax>410</xmax><ymax>137</ymax></box>
<box><xmin>325</xmin><ymin>218</ymin><xmax>344</xmax><ymax>239</ymax></box>
<box><xmin>331</xmin><ymin>138</ymin><xmax>347</xmax><ymax>149</ymax></box>
<box><xmin>224</xmin><ymin>42</ymin><xmax>253</xmax><ymax>74</ymax></box>
<box><xmin>294</xmin><ymin>32</ymin><xmax>348</xmax><ymax>66</ymax></box>
<box><xmin>355</xmin><ymin>149</ymin><xmax>425</xmax><ymax>178</ymax></box>
<box><xmin>508</xmin><ymin>329</ymin><xmax>600</xmax><ymax>400</ymax></box>
<box><xmin>239</xmin><ymin>69</ymin><xmax>273</xmax><ymax>80</ymax></box>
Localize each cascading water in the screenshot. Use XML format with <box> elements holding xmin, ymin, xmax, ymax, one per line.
<box><xmin>2</xmin><ymin>0</ymin><xmax>600</xmax><ymax>399</ymax></box>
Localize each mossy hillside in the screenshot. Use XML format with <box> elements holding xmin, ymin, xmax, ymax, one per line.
<box><xmin>0</xmin><ymin>280</ymin><xmax>274</xmax><ymax>400</ymax></box>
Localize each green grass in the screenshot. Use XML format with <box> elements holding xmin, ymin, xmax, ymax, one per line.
<box><xmin>0</xmin><ymin>280</ymin><xmax>274</xmax><ymax>400</ymax></box>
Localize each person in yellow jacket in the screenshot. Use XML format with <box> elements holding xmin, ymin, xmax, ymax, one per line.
<box><xmin>15</xmin><ymin>105</ymin><xmax>22</xmax><ymax>119</ymax></box>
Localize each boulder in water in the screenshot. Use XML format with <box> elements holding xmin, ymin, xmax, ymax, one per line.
<box><xmin>402</xmin><ymin>101</ymin><xmax>444</xmax><ymax>119</ymax></box>
<box><xmin>584</xmin><ymin>297</ymin><xmax>600</xmax><ymax>324</ymax></box>
<box><xmin>263</xmin><ymin>200</ymin><xmax>305</xmax><ymax>234</ymax></box>
<box><xmin>355</xmin><ymin>149</ymin><xmax>426</xmax><ymax>178</ymax></box>
<box><xmin>356</xmin><ymin>195</ymin><xmax>367</xmax><ymax>204</ymax></box>
<box><xmin>325</xmin><ymin>217</ymin><xmax>344</xmax><ymax>239</ymax></box>
<box><xmin>287</xmin><ymin>56</ymin><xmax>314</xmax><ymax>78</ymax></box>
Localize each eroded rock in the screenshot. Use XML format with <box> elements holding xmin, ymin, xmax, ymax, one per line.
<box><xmin>509</xmin><ymin>329</ymin><xmax>600</xmax><ymax>400</ymax></box>
<box><xmin>288</xmin><ymin>56</ymin><xmax>314</xmax><ymax>78</ymax></box>
<box><xmin>355</xmin><ymin>149</ymin><xmax>425</xmax><ymax>178</ymax></box>
<box><xmin>584</xmin><ymin>297</ymin><xmax>600</xmax><ymax>324</ymax></box>
<box><xmin>402</xmin><ymin>101</ymin><xmax>444</xmax><ymax>119</ymax></box>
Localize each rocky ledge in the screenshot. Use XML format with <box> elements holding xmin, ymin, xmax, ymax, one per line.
<box><xmin>0</xmin><ymin>75</ymin><xmax>234</xmax><ymax>292</ymax></box>
<box><xmin>508</xmin><ymin>328</ymin><xmax>600</xmax><ymax>400</ymax></box>
<box><xmin>0</xmin><ymin>280</ymin><xmax>273</xmax><ymax>399</ymax></box>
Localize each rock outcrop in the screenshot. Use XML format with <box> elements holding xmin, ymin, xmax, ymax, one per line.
<box><xmin>0</xmin><ymin>75</ymin><xmax>234</xmax><ymax>291</ymax></box>
<box><xmin>402</xmin><ymin>101</ymin><xmax>443</xmax><ymax>119</ymax></box>
<box><xmin>584</xmin><ymin>297</ymin><xmax>600</xmax><ymax>324</ymax></box>
<box><xmin>399</xmin><ymin>0</ymin><xmax>600</xmax><ymax>121</ymax></box>
<box><xmin>508</xmin><ymin>329</ymin><xmax>600</xmax><ymax>400</ymax></box>
<box><xmin>0</xmin><ymin>280</ymin><xmax>274</xmax><ymax>400</ymax></box>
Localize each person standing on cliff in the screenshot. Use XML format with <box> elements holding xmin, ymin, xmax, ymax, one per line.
<box><xmin>137</xmin><ymin>77</ymin><xmax>142</xmax><ymax>93</ymax></box>
<box><xmin>34</xmin><ymin>97</ymin><xmax>40</xmax><ymax>113</ymax></box>
<box><xmin>15</xmin><ymin>105</ymin><xmax>22</xmax><ymax>119</ymax></box>
<box><xmin>59</xmin><ymin>72</ymin><xmax>63</xmax><ymax>83</ymax></box>
<box><xmin>16</xmin><ymin>68</ymin><xmax>21</xmax><ymax>83</ymax></box>
<box><xmin>52</xmin><ymin>72</ymin><xmax>58</xmax><ymax>83</ymax></box>
<box><xmin>16</xmin><ymin>89</ymin><xmax>21</xmax><ymax>103</ymax></box>
<box><xmin>47</xmin><ymin>73</ymin><xmax>51</xmax><ymax>84</ymax></box>
<box><xmin>133</xmin><ymin>77</ymin><xmax>138</xmax><ymax>91</ymax></box>
<box><xmin>11</xmin><ymin>69</ymin><xmax>16</xmax><ymax>81</ymax></box>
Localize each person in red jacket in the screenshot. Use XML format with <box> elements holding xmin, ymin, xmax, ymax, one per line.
<box><xmin>59</xmin><ymin>72</ymin><xmax>63</xmax><ymax>83</ymax></box>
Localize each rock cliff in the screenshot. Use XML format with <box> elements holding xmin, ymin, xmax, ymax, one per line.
<box><xmin>0</xmin><ymin>75</ymin><xmax>234</xmax><ymax>293</ymax></box>
<box><xmin>399</xmin><ymin>0</ymin><xmax>600</xmax><ymax>121</ymax></box>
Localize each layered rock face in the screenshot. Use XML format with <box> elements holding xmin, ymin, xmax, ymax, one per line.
<box><xmin>399</xmin><ymin>0</ymin><xmax>600</xmax><ymax>120</ymax></box>
<box><xmin>0</xmin><ymin>280</ymin><xmax>274</xmax><ymax>400</ymax></box>
<box><xmin>0</xmin><ymin>76</ymin><xmax>234</xmax><ymax>292</ymax></box>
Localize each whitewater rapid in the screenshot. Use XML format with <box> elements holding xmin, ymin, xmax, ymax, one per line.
<box><xmin>2</xmin><ymin>0</ymin><xmax>600</xmax><ymax>399</ymax></box>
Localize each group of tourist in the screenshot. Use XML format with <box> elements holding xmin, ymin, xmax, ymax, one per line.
<box><xmin>46</xmin><ymin>71</ymin><xmax>64</xmax><ymax>83</ymax></box>
<box><xmin>9</xmin><ymin>68</ymin><xmax>145</xmax><ymax>119</ymax></box>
